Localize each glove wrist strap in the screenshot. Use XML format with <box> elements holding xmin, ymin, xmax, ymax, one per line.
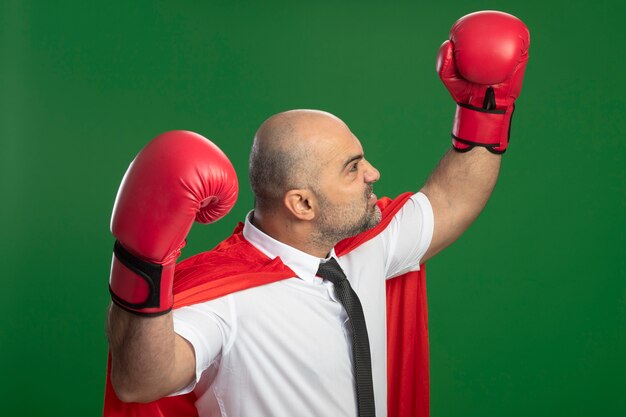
<box><xmin>109</xmin><ymin>240</ymin><xmax>174</xmax><ymax>316</ymax></box>
<box><xmin>452</xmin><ymin>103</ymin><xmax>514</xmax><ymax>154</ymax></box>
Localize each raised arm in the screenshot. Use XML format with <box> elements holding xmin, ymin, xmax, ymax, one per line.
<box><xmin>420</xmin><ymin>148</ymin><xmax>500</xmax><ymax>261</ymax></box>
<box><xmin>420</xmin><ymin>11</ymin><xmax>530</xmax><ymax>262</ymax></box>
<box><xmin>106</xmin><ymin>131</ymin><xmax>238</xmax><ymax>402</ymax></box>
<box><xmin>107</xmin><ymin>306</ymin><xmax>195</xmax><ymax>402</ymax></box>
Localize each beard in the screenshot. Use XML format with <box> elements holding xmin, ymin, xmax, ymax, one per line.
<box><xmin>313</xmin><ymin>185</ymin><xmax>382</xmax><ymax>246</ymax></box>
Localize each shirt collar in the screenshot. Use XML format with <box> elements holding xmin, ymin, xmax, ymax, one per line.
<box><xmin>242</xmin><ymin>211</ymin><xmax>336</xmax><ymax>285</ymax></box>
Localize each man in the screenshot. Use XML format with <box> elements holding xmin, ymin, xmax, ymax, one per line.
<box><xmin>104</xmin><ymin>10</ymin><xmax>529</xmax><ymax>417</ymax></box>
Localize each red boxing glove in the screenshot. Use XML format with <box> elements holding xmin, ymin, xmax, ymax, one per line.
<box><xmin>109</xmin><ymin>131</ymin><xmax>238</xmax><ymax>315</ymax></box>
<box><xmin>436</xmin><ymin>10</ymin><xmax>530</xmax><ymax>153</ymax></box>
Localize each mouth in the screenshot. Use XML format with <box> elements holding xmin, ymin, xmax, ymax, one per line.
<box><xmin>366</xmin><ymin>187</ymin><xmax>376</xmax><ymax>204</ymax></box>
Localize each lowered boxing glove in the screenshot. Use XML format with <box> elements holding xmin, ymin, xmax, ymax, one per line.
<box><xmin>436</xmin><ymin>10</ymin><xmax>530</xmax><ymax>153</ymax></box>
<box><xmin>109</xmin><ymin>131</ymin><xmax>238</xmax><ymax>315</ymax></box>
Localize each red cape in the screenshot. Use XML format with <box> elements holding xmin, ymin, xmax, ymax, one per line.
<box><xmin>103</xmin><ymin>192</ymin><xmax>429</xmax><ymax>417</ymax></box>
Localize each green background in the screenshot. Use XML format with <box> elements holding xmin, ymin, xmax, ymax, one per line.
<box><xmin>1</xmin><ymin>0</ymin><xmax>624</xmax><ymax>415</ymax></box>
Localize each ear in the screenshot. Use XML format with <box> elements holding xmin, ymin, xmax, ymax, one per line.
<box><xmin>284</xmin><ymin>189</ymin><xmax>316</xmax><ymax>221</ymax></box>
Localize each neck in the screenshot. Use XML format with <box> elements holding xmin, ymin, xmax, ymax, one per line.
<box><xmin>252</xmin><ymin>210</ymin><xmax>334</xmax><ymax>258</ymax></box>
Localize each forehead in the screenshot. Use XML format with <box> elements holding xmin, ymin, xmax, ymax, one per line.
<box><xmin>312</xmin><ymin>124</ymin><xmax>364</xmax><ymax>171</ymax></box>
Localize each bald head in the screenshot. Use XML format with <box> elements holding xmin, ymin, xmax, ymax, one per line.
<box><xmin>249</xmin><ymin>109</ymin><xmax>349</xmax><ymax>209</ymax></box>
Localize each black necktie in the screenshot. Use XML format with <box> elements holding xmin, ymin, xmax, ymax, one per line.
<box><xmin>317</xmin><ymin>257</ymin><xmax>376</xmax><ymax>417</ymax></box>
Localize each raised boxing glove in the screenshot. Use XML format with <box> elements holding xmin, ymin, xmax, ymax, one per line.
<box><xmin>109</xmin><ymin>131</ymin><xmax>238</xmax><ymax>315</ymax></box>
<box><xmin>436</xmin><ymin>10</ymin><xmax>530</xmax><ymax>153</ymax></box>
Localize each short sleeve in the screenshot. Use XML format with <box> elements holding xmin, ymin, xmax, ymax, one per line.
<box><xmin>169</xmin><ymin>294</ymin><xmax>236</xmax><ymax>395</ymax></box>
<box><xmin>381</xmin><ymin>192</ymin><xmax>434</xmax><ymax>279</ymax></box>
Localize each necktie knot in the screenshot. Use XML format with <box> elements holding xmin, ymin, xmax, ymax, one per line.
<box><xmin>316</xmin><ymin>257</ymin><xmax>347</xmax><ymax>285</ymax></box>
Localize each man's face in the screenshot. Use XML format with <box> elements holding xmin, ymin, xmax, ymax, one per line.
<box><xmin>311</xmin><ymin>127</ymin><xmax>382</xmax><ymax>243</ymax></box>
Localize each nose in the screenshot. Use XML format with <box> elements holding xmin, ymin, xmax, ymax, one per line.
<box><xmin>363</xmin><ymin>160</ymin><xmax>380</xmax><ymax>183</ymax></box>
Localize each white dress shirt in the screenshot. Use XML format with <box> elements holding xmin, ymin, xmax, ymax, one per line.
<box><xmin>172</xmin><ymin>192</ymin><xmax>434</xmax><ymax>417</ymax></box>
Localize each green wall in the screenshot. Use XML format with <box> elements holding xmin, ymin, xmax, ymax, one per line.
<box><xmin>1</xmin><ymin>0</ymin><xmax>624</xmax><ymax>415</ymax></box>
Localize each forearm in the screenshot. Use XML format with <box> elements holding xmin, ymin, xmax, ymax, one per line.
<box><xmin>106</xmin><ymin>303</ymin><xmax>189</xmax><ymax>403</ymax></box>
<box><xmin>420</xmin><ymin>147</ymin><xmax>501</xmax><ymax>260</ymax></box>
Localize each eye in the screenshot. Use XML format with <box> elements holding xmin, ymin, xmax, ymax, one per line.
<box><xmin>349</xmin><ymin>162</ymin><xmax>359</xmax><ymax>172</ymax></box>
